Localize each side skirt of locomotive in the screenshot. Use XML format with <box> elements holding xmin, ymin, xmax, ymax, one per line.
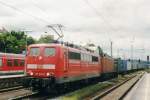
<box><xmin>100</xmin><ymin>72</ymin><xmax>117</xmax><ymax>81</ymax></box>
<box><xmin>23</xmin><ymin>71</ymin><xmax>121</xmax><ymax>93</ymax></box>
<box><xmin>23</xmin><ymin>73</ymin><xmax>101</xmax><ymax>93</ymax></box>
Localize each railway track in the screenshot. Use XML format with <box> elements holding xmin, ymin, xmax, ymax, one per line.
<box><xmin>0</xmin><ymin>72</ymin><xmax>142</xmax><ymax>100</ymax></box>
<box><xmin>90</xmin><ymin>72</ymin><xmax>144</xmax><ymax>100</ymax></box>
<box><xmin>0</xmin><ymin>86</ymin><xmax>23</xmax><ymax>93</ymax></box>
<box><xmin>0</xmin><ymin>87</ymin><xmax>35</xmax><ymax>100</ymax></box>
<box><xmin>10</xmin><ymin>91</ymin><xmax>39</xmax><ymax>100</ymax></box>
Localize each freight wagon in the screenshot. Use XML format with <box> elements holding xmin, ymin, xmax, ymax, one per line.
<box><xmin>115</xmin><ymin>59</ymin><xmax>148</xmax><ymax>74</ymax></box>
<box><xmin>115</xmin><ymin>59</ymin><xmax>127</xmax><ymax>73</ymax></box>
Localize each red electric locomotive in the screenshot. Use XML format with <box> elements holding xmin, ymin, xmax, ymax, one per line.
<box><xmin>0</xmin><ymin>53</ymin><xmax>25</xmax><ymax>88</ymax></box>
<box><xmin>24</xmin><ymin>43</ymin><xmax>101</xmax><ymax>90</ymax></box>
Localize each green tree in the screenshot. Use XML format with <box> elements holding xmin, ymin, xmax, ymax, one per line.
<box><xmin>0</xmin><ymin>31</ymin><xmax>36</xmax><ymax>54</ymax></box>
<box><xmin>38</xmin><ymin>35</ymin><xmax>54</xmax><ymax>43</ymax></box>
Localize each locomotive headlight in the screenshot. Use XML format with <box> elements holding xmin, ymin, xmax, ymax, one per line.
<box><xmin>38</xmin><ymin>56</ymin><xmax>42</xmax><ymax>60</ymax></box>
<box><xmin>30</xmin><ymin>72</ymin><xmax>33</xmax><ymax>76</ymax></box>
<box><xmin>46</xmin><ymin>72</ymin><xmax>50</xmax><ymax>76</ymax></box>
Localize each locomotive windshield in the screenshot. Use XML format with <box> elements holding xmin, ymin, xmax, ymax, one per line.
<box><xmin>30</xmin><ymin>47</ymin><xmax>40</xmax><ymax>56</ymax></box>
<box><xmin>44</xmin><ymin>47</ymin><xmax>55</xmax><ymax>56</ymax></box>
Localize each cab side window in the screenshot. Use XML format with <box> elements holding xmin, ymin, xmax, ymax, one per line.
<box><xmin>92</xmin><ymin>56</ymin><xmax>98</xmax><ymax>62</ymax></box>
<box><xmin>68</xmin><ymin>51</ymin><xmax>81</xmax><ymax>60</ymax></box>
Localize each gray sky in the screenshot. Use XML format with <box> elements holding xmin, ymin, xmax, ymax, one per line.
<box><xmin>0</xmin><ymin>0</ymin><xmax>149</xmax><ymax>60</ymax></box>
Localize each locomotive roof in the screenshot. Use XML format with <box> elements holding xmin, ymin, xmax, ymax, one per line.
<box><xmin>29</xmin><ymin>43</ymin><xmax>62</xmax><ymax>47</ymax></box>
<box><xmin>29</xmin><ymin>43</ymin><xmax>99</xmax><ymax>56</ymax></box>
<box><xmin>0</xmin><ymin>52</ymin><xmax>25</xmax><ymax>58</ymax></box>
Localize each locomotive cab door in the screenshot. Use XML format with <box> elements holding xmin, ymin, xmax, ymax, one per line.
<box><xmin>64</xmin><ymin>48</ymin><xmax>69</xmax><ymax>72</ymax></box>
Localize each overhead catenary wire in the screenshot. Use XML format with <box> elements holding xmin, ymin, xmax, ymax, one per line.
<box><xmin>82</xmin><ymin>0</ymin><xmax>115</xmax><ymax>37</ymax></box>
<box><xmin>0</xmin><ymin>0</ymin><xmax>65</xmax><ymax>42</ymax></box>
<box><xmin>31</xmin><ymin>0</ymin><xmax>49</xmax><ymax>16</ymax></box>
<box><xmin>0</xmin><ymin>0</ymin><xmax>51</xmax><ymax>24</ymax></box>
<box><xmin>83</xmin><ymin>0</ymin><xmax>116</xmax><ymax>45</ymax></box>
<box><xmin>31</xmin><ymin>0</ymin><xmax>49</xmax><ymax>17</ymax></box>
<box><xmin>31</xmin><ymin>0</ymin><xmax>64</xmax><ymax>37</ymax></box>
<box><xmin>83</xmin><ymin>0</ymin><xmax>146</xmax><ymax>59</ymax></box>
<box><xmin>83</xmin><ymin>0</ymin><xmax>115</xmax><ymax>56</ymax></box>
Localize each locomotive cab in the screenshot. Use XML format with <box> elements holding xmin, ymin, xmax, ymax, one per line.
<box><xmin>25</xmin><ymin>44</ymin><xmax>62</xmax><ymax>89</ymax></box>
<box><xmin>26</xmin><ymin>44</ymin><xmax>58</xmax><ymax>78</ymax></box>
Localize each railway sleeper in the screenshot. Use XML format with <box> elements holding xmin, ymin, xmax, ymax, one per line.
<box><xmin>0</xmin><ymin>78</ymin><xmax>22</xmax><ymax>89</ymax></box>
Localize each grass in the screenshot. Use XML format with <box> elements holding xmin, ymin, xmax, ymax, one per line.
<box><xmin>144</xmin><ymin>68</ymin><xmax>150</xmax><ymax>73</ymax></box>
<box><xmin>60</xmin><ymin>72</ymin><xmax>139</xmax><ymax>100</ymax></box>
<box><xmin>61</xmin><ymin>82</ymin><xmax>113</xmax><ymax>100</ymax></box>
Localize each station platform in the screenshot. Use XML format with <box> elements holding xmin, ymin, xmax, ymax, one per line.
<box><xmin>124</xmin><ymin>73</ymin><xmax>150</xmax><ymax>100</ymax></box>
